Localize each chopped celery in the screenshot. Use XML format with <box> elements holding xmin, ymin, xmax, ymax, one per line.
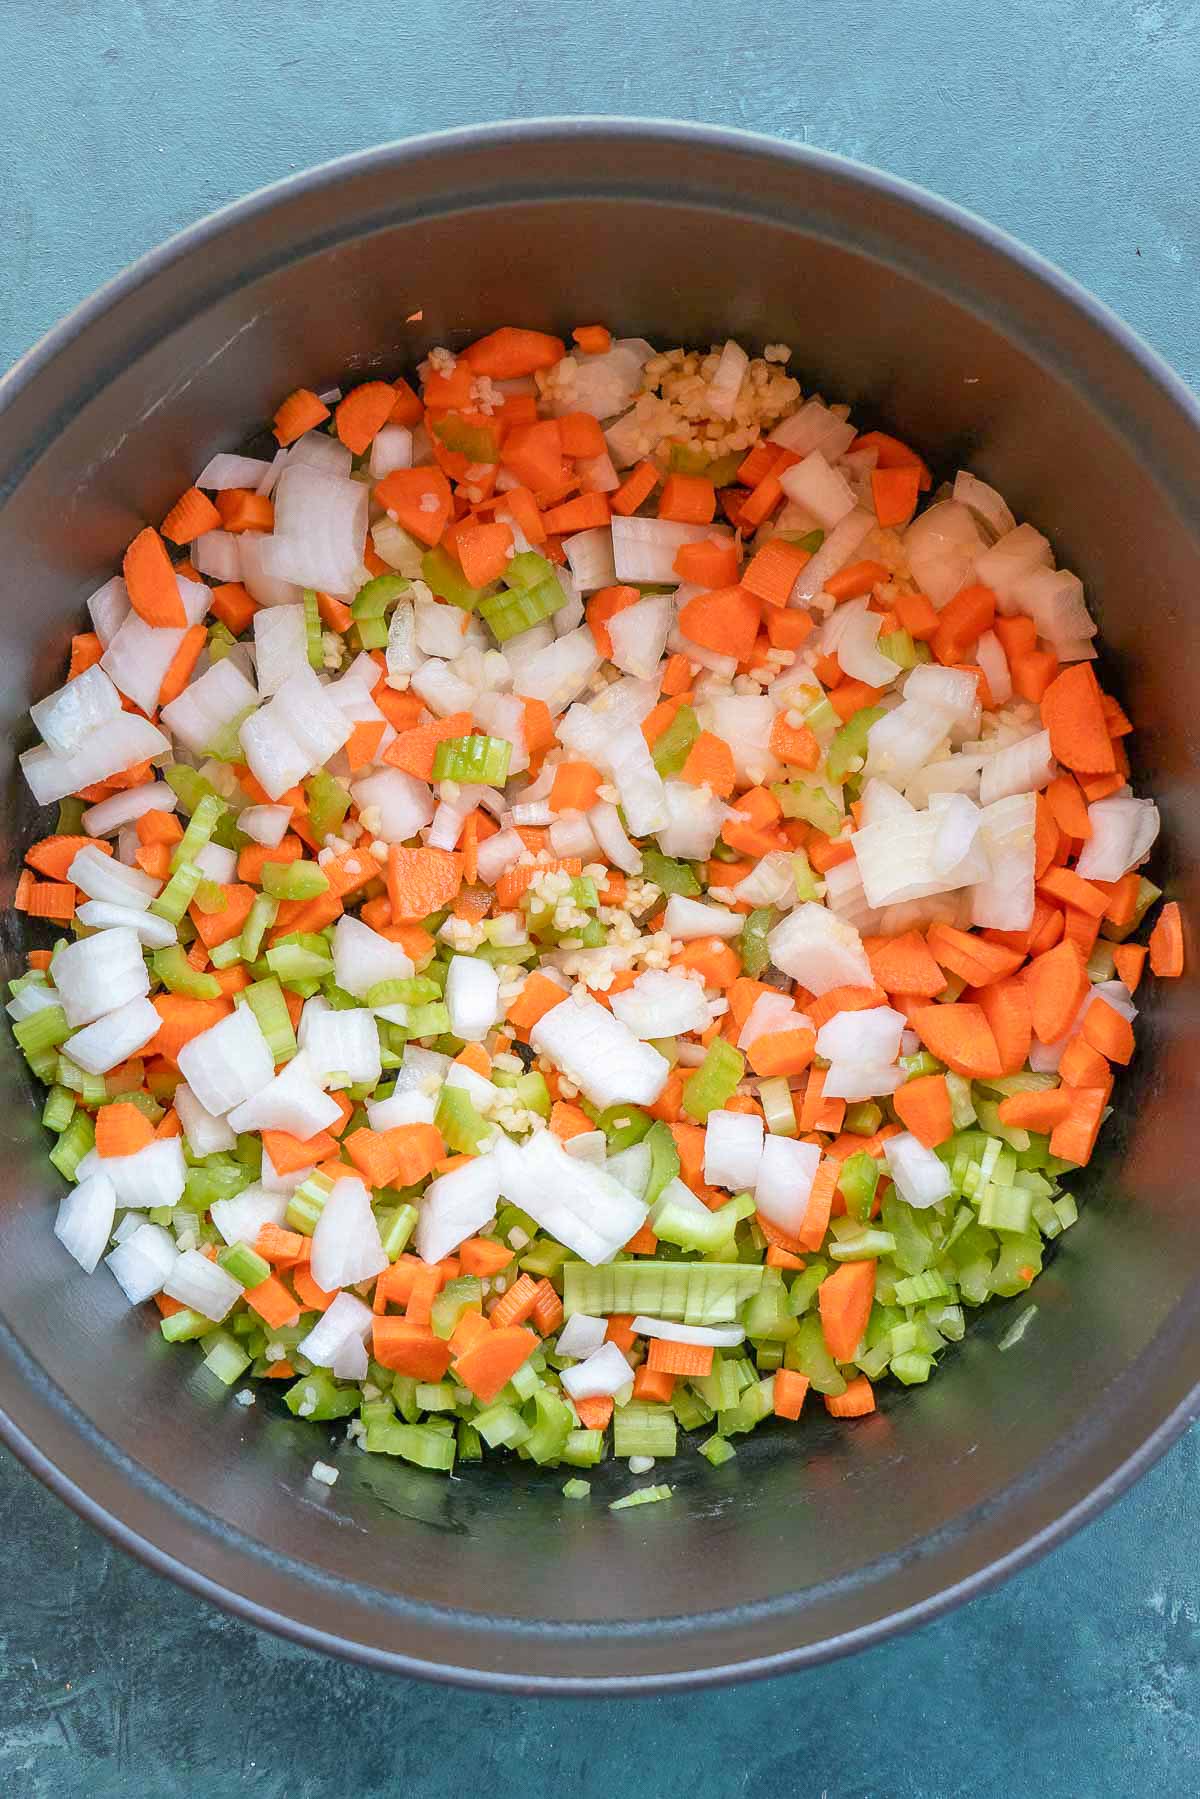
<box><xmin>41</xmin><ymin>1084</ymin><xmax>76</xmax><ymax>1134</ymax></box>
<box><xmin>478</xmin><ymin>576</ymin><xmax>564</xmax><ymax>640</ymax></box>
<box><xmin>742</xmin><ymin>1281</ymin><xmax>798</xmax><ymax>1341</ymax></box>
<box><xmin>164</xmin><ymin>763</ymin><xmax>223</xmax><ymax>817</ymax></box>
<box><xmin>286</xmin><ymin>1169</ymin><xmax>335</xmax><ymax>1235</ymax></box>
<box><xmin>364</xmin><ymin>1419</ymin><xmax>457</xmax><ymax>1469</ymax></box>
<box><xmin>877</xmin><ymin>628</ymin><xmax>923</xmax><ymax>669</ymax></box>
<box><xmin>217</xmin><ymin>1240</ymin><xmax>270</xmax><ymax>1288</ymax></box>
<box><xmin>759</xmin><ymin>1076</ymin><xmax>797</xmax><ymax>1136</ymax></box>
<box><xmin>421</xmin><ymin>545</ymin><xmax>492</xmax><ymax>612</ymax></box>
<box><xmin>240</xmin><ymin>976</ymin><xmax>298</xmax><ymax>1061</ymax></box>
<box><xmin>562</xmin><ymin>1260</ymin><xmax>780</xmax><ymax>1325</ymax></box>
<box><xmin>562</xmin><ymin>1428</ymin><xmax>607</xmax><ymax>1468</ymax></box>
<box><xmin>893</xmin><ymin>1269</ymin><xmax>952</xmax><ymax>1306</ymax></box>
<box><xmin>786</xmin><ymin>1259</ymin><xmax>828</xmax><ymax>1317</ymax></box>
<box><xmin>152</xmin><ymin>944</ymin><xmax>221</xmax><ymax>1000</ymax></box>
<box><xmin>414</xmin><ymin>1380</ymin><xmax>458</xmax><ymax>1413</ymax></box>
<box><xmin>285</xmin><ymin>1372</ymin><xmax>361</xmax><ymax>1421</ymax></box>
<box><xmin>432</xmin><ymin>412</ymin><xmax>501</xmax><ymax>462</ymax></box>
<box><xmin>562</xmin><ymin>1478</ymin><xmax>591</xmax><ymax>1499</ymax></box>
<box><xmin>435</xmin><ymin>1085</ymin><xmax>492</xmax><ymax>1154</ymax></box>
<box><xmin>828</xmin><ymin>1225</ymin><xmax>896</xmax><ymax>1262</ymax></box>
<box><xmin>183</xmin><ymin>1158</ymin><xmax>252</xmax><ymax>1212</ymax></box>
<box><xmin>171</xmin><ymin>793</ymin><xmax>227</xmax><ymax>873</ymax></box>
<box><xmin>594</xmin><ymin>1103</ymin><xmax>652</xmax><ymax>1152</ymax></box>
<box><xmin>524</xmin><ymin>1387</ymin><xmax>575</xmax><ymax>1464</ymax></box>
<box><xmin>826</xmin><ymin>707</ymin><xmax>886</xmax><ymax>783</ymax></box>
<box><xmin>842</xmin><ymin>1100</ymin><xmax>883</xmax><ymax>1137</ymax></box>
<box><xmin>430</xmin><ymin>1277</ymin><xmax>484</xmax><ymax>1340</ymax></box>
<box><xmin>613</xmin><ymin>1402</ymin><xmax>677</xmax><ymax>1459</ymax></box>
<box><xmin>682</xmin><ymin>1038</ymin><xmax>744</xmax><ymax>1121</ymax></box>
<box><xmin>653</xmin><ymin>1195</ymin><xmax>739</xmax><ymax>1254</ymax></box>
<box><xmin>262</xmin><ymin>860</ymin><xmax>330</xmax><ymax>901</ymax></box>
<box><xmin>239</xmin><ymin>892</ymin><xmax>279</xmax><ymax>963</ymax></box>
<box><xmin>266</xmin><ymin>935</ymin><xmax>334</xmax><ymax>982</ymax></box>
<box><xmin>13</xmin><ymin>1005</ymin><xmax>70</xmax><ymax>1059</ymax></box>
<box><xmin>977</xmin><ymin>1182</ymin><xmax>1034</xmax><ymax>1236</ymax></box>
<box><xmin>610</xmin><ymin>1485</ymin><xmax>673</xmax><ymax>1511</ymax></box>
<box><xmin>738</xmin><ymin>906</ymin><xmax>778</xmax><ymax>978</ymax></box>
<box><xmin>784</xmin><ymin>1314</ymin><xmax>847</xmax><ymax>1397</ymax></box>
<box><xmin>649</xmin><ymin>706</ymin><xmax>699</xmax><ymax>777</ymax></box>
<box><xmin>504</xmin><ymin>550</ymin><xmax>556</xmax><ymax>591</ymax></box>
<box><xmin>474</xmin><ymin>1402</ymin><xmax>530</xmax><ymax>1449</ymax></box>
<box><xmin>643</xmin><ymin>1120</ymin><xmax>681</xmax><ymax>1206</ymax></box>
<box><xmin>640</xmin><ymin>846</ymin><xmax>700</xmax><ymax>896</ymax></box>
<box><xmin>193</xmin><ymin>876</ymin><xmax>229</xmax><ymax>915</ymax></box>
<box><xmin>779</xmin><ymin>528</ymin><xmax>826</xmax><ymax>554</ymax></box>
<box><xmin>351</xmin><ymin>573</ymin><xmax>410</xmax><ymax>620</ymax></box>
<box><xmin>48</xmin><ymin>1111</ymin><xmax>94</xmax><ymax>1181</ymax></box>
<box><xmin>891</xmin><ymin>1351</ymin><xmax>934</xmax><ymax>1385</ymax></box>
<box><xmin>431</xmin><ymin>734</ymin><xmax>513</xmax><ymax>785</ymax></box>
<box><xmin>149</xmin><ymin>860</ymin><xmax>203</xmax><ymax>924</ymax></box>
<box><xmin>671</xmin><ymin>1384</ymin><xmax>715</xmax><ymax>1432</ymax></box>
<box><xmin>772</xmin><ymin>779</ymin><xmax>843</xmax><ymax>836</ymax></box>
<box><xmin>699</xmin><ymin>1433</ymin><xmax>737</xmax><ymax>1466</ymax></box>
<box><xmin>305</xmin><ymin>768</ymin><xmax>352</xmax><ymax>843</ymax></box>
<box><xmin>160</xmin><ymin>1307</ymin><xmax>211</xmax><ymax>1343</ymax></box>
<box><xmin>837</xmin><ymin>1151</ymin><xmax>880</xmax><ymax>1221</ymax></box>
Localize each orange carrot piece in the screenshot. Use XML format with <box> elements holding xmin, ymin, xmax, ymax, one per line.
<box><xmin>1149</xmin><ymin>901</ymin><xmax>1184</xmax><ymax>976</ymax></box>
<box><xmin>374</xmin><ymin>467</ymin><xmax>453</xmax><ymax>546</ymax></box>
<box><xmin>458</xmin><ymin>1238</ymin><xmax>515</xmax><ymax>1278</ymax></box>
<box><xmin>244</xmin><ymin>1273</ymin><xmax>302</xmax><ymax>1330</ymax></box>
<box><xmin>261</xmin><ymin>1127</ymin><xmax>338</xmax><ymax>1176</ymax></box>
<box><xmin>462</xmin><ymin>327</ymin><xmax>565</xmax><ymax>378</ymax></box>
<box><xmin>383</xmin><ymin>710</ymin><xmax>474</xmax><ymax>781</ymax></box>
<box><xmin>1112</xmin><ymin>943</ymin><xmax>1147</xmax><ymax>992</ymax></box>
<box><xmin>825</xmin><ymin>1375</ymin><xmax>876</xmax><ymax>1418</ymax></box>
<box><xmin>505</xmin><ymin>972</ymin><xmax>568</xmax><ymax>1036</ymax></box>
<box><xmin>94</xmin><ymin>1102</ymin><xmax>155</xmax><ymax>1159</ymax></box>
<box><xmin>207</xmin><ymin>581</ymin><xmax>257</xmax><ymax>636</ymax></box>
<box><xmin>657</xmin><ymin>474</ymin><xmax>716</xmax><ymax>525</ymax></box>
<box><xmin>585</xmin><ymin>583</ymin><xmax>641</xmax><ymax>658</ymax></box>
<box><xmin>123</xmin><ymin>527</ymin><xmax>186</xmax><ymax>627</ymax></box>
<box><xmin>1024</xmin><ymin>939</ymin><xmax>1089</xmax><ymax>1044</ymax></box>
<box><xmin>610</xmin><ymin>459</ymin><xmax>659</xmax><ymax>516</ymax></box>
<box><xmin>488</xmin><ymin>1272</ymin><xmax>541</xmax><ymax>1330</ymax></box>
<box><xmin>824</xmin><ymin>560</ymin><xmax>889</xmax><ymax>603</ymax></box>
<box><xmin>15</xmin><ymin>877</ymin><xmax>76</xmax><ymax>920</ymax></box>
<box><xmin>161</xmin><ymin>485</ymin><xmax>222</xmax><ymax>545</ymax></box>
<box><xmin>745</xmin><ymin>1027</ymin><xmax>816</xmax><ymax>1079</ymax></box>
<box><xmin>674</xmin><ymin>536</ymin><xmax>741</xmax><ymax>589</ymax></box>
<box><xmin>892</xmin><ymin>1072</ymin><xmax>954</xmax><ymax>1148</ymax></box>
<box><xmin>529</xmin><ymin>1278</ymin><xmax>565</xmax><ymax>1336</ymax></box>
<box><xmin>871</xmin><ymin>464</ymin><xmax>921</xmax><ymax>528</ymax></box>
<box><xmin>69</xmin><ymin>632</ymin><xmax>104</xmax><ymax>677</ymax></box>
<box><xmin>1058</xmin><ymin>1034</ymin><xmax>1110</xmax><ymax>1089</ymax></box>
<box><xmin>805</xmin><ymin>984</ymin><xmax>887</xmax><ymax>1030</ymax></box>
<box><xmin>975</xmin><ymin>976</ymin><xmax>1033</xmax><ymax>1076</ymax></box>
<box><xmin>739</xmin><ymin>536</ymin><xmax>809</xmax><ymax>606</ymax></box>
<box><xmin>1040</xmin><ymin>662</ymin><xmax>1116</xmax><ymax>773</ymax></box>
<box><xmin>1049</xmin><ymin>1085</ymin><xmax>1109</xmax><ymax>1166</ymax></box>
<box><xmin>632</xmin><ymin>1365</ymin><xmax>675</xmax><ymax>1403</ymax></box>
<box><xmin>818</xmin><ymin>1260</ymin><xmax>876</xmax><ymax>1362</ymax></box>
<box><xmin>541</xmin><ymin>493</ymin><xmax>611</xmax><ymax>535</ymax></box>
<box><xmin>996</xmin><ymin>1087</ymin><xmax>1074</xmax><ymax>1132</ymax></box>
<box><xmin>273</xmin><ymin>387</ymin><xmax>330</xmax><ymax>445</ymax></box>
<box><xmin>1081</xmin><ymin>996</ymin><xmax>1135</xmax><ymax>1065</ymax></box>
<box><xmin>646</xmin><ymin>1337</ymin><xmax>714</xmax><ymax>1377</ymax></box>
<box><xmin>188</xmin><ymin>882</ymin><xmax>255</xmax><ymax>950</ymax></box>
<box><xmin>158</xmin><ymin>624</ymin><xmax>207</xmax><ymax>707</ymax></box>
<box><xmin>572</xmin><ymin>324</ymin><xmax>611</xmax><ymax>355</ymax></box>
<box><xmin>1037</xmin><ymin>866</ymin><xmax>1109</xmax><ymax>918</ymax></box>
<box><xmin>549</xmin><ymin>760</ymin><xmax>604</xmax><ymax>813</ymax></box>
<box><xmin>372</xmin><ymin>1319</ymin><xmax>453</xmax><ymax>1380</ymax></box>
<box><xmin>773</xmin><ymin>1368</ymin><xmax>810</xmax><ymax>1420</ymax></box>
<box><xmin>384</xmin><ymin>845</ymin><xmax>463</xmax><ymax>921</ymax></box>
<box><xmin>25</xmin><ymin>835</ymin><xmax>109</xmax><ymax>880</ymax></box>
<box><xmin>768</xmin><ymin>713</ymin><xmax>820</xmax><ymax>770</ymax></box>
<box><xmin>851</xmin><ymin>431</ymin><xmax>933</xmax><ymax>485</ymax></box>
<box><xmin>335</xmin><ymin>381</ymin><xmax>397</xmax><ymax>454</ymax></box>
<box><xmin>456</xmin><ymin>519</ymin><xmax>515</xmax><ymax>587</ymax></box>
<box><xmin>215</xmin><ymin>489</ymin><xmax>275</xmax><ymax>533</ymax></box>
<box><xmin>909</xmin><ymin>1003</ymin><xmax>1004</xmax><ymax>1079</ymax></box>
<box><xmin>677</xmin><ymin>584</ymin><xmax>761</xmax><ymax>660</ymax></box>
<box><xmin>795</xmin><ymin>1155</ymin><xmax>839</xmax><ymax>1249</ymax></box>
<box><xmin>452</xmin><ymin>1323</ymin><xmax>539</xmax><ymax>1405</ymax></box>
<box><xmin>679</xmin><ymin>731</ymin><xmax>737</xmax><ymax>799</ymax></box>
<box><xmin>863</xmin><ymin>931</ymin><xmax>947</xmax><ymax>998</ymax></box>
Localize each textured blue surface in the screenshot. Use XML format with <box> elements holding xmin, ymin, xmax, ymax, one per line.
<box><xmin>3</xmin><ymin>1</ymin><xmax>1200</xmax><ymax>1791</ymax></box>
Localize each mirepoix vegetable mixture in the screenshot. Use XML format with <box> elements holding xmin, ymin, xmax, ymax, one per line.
<box><xmin>10</xmin><ymin>323</ymin><xmax>1184</xmax><ymax>1504</ymax></box>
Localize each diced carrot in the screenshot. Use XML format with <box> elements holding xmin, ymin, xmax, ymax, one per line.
<box><xmin>657</xmin><ymin>474</ymin><xmax>716</xmax><ymax>525</ymax></box>
<box><xmin>335</xmin><ymin>381</ymin><xmax>397</xmax><ymax>454</ymax></box>
<box><xmin>679</xmin><ymin>731</ymin><xmax>737</xmax><ymax>799</ymax></box>
<box><xmin>456</xmin><ymin>519</ymin><xmax>515</xmax><ymax>587</ymax></box>
<box><xmin>505</xmin><ymin>972</ymin><xmax>568</xmax><ymax>1036</ymax></box>
<box><xmin>372</xmin><ymin>1318</ymin><xmax>453</xmax><ymax>1380</ymax></box>
<box><xmin>260</xmin><ymin>1127</ymin><xmax>337</xmax><ymax>1176</ymax></box>
<box><xmin>646</xmin><ymin>1337</ymin><xmax>713</xmax><ymax>1377</ymax></box>
<box><xmin>909</xmin><ymin>1003</ymin><xmax>1004</xmax><ymax>1079</ymax></box>
<box><xmin>895</xmin><ymin>589</ymin><xmax>939</xmax><ymax>641</ymax></box>
<box><xmin>273</xmin><ymin>388</ymin><xmax>330</xmax><ymax>445</ymax></box>
<box><xmin>773</xmin><ymin>1368</ymin><xmax>810</xmax><ymax>1420</ymax></box>
<box><xmin>604</xmin><ymin>1314</ymin><xmax>638</xmax><ymax>1354</ymax></box>
<box><xmin>871</xmin><ymin>465</ymin><xmax>921</xmax><ymax>528</ymax></box>
<box><xmin>926</xmin><ymin>922</ymin><xmax>1025</xmax><ymax>989</ymax></box>
<box><xmin>1012</xmin><ymin>647</ymin><xmax>1060</xmax><ymax>704</ymax></box>
<box><xmin>1038</xmin><ymin>866</ymin><xmax>1108</xmax><ymax>917</ymax></box>
<box><xmin>541</xmin><ymin>493</ymin><xmax>611</xmax><ymax>535</ymax></box>
<box><xmin>254</xmin><ymin>1223</ymin><xmax>308</xmax><ymax>1267</ymax></box>
<box><xmin>123</xmin><ymin>527</ymin><xmax>186</xmax><ymax>627</ymax></box>
<box><xmin>209</xmin><ymin>581</ymin><xmax>258</xmax><ymax>635</ymax></box>
<box><xmin>632</xmin><ymin>1365</ymin><xmax>675</xmax><ymax>1403</ymax></box>
<box><xmin>346</xmin><ymin>1122</ymin><xmax>445</xmax><ymax>1190</ymax></box>
<box><xmin>572</xmin><ymin>324</ymin><xmax>611</xmax><ymax>355</ymax></box>
<box><xmin>25</xmin><ymin>835</ymin><xmax>108</xmax><ymax>880</ymax></box>
<box><xmin>674</xmin><ymin>536</ymin><xmax>741</xmax><ymax>589</ymax></box>
<box><xmin>819</xmin><ymin>1260</ymin><xmax>876</xmax><ymax>1362</ymax></box>
<box><xmin>825</xmin><ymin>1375</ymin><xmax>876</xmax><ymax>1418</ymax></box>
<box><xmin>14</xmin><ymin>875</ymin><xmax>73</xmax><ymax>920</ymax></box>
<box><xmin>745</xmin><ymin>1027</ymin><xmax>816</xmax><ymax>1078</ymax></box>
<box><xmin>385</xmin><ymin>845</ymin><xmax>463</xmax><ymax>921</ymax></box>
<box><xmin>851</xmin><ymin>431</ymin><xmax>933</xmax><ymax>486</ymax></box>
<box><xmin>586</xmin><ymin>584</ymin><xmax>641</xmax><ymax>658</ymax></box>
<box><xmin>805</xmin><ymin>984</ymin><xmax>888</xmax><ymax>1030</ymax></box>
<box><xmin>158</xmin><ymin>624</ymin><xmax>207</xmax><ymax>708</ymax></box>
<box><xmin>678</xmin><ymin>584</ymin><xmax>761</xmax><ymax>660</ymax></box>
<box><xmin>892</xmin><ymin>1072</ymin><xmax>953</xmax><ymax>1148</ymax></box>
<box><xmin>94</xmin><ymin>1102</ymin><xmax>155</xmax><ymax>1159</ymax></box>
<box><xmin>796</xmin><ymin>1155</ymin><xmax>840</xmax><ymax>1248</ymax></box>
<box><xmin>529</xmin><ymin>1278</ymin><xmax>564</xmax><ymax>1336</ymax></box>
<box><xmin>188</xmin><ymin>882</ymin><xmax>256</xmax><ymax>950</ymax></box>
<box><xmin>457</xmin><ymin>1238</ymin><xmax>515</xmax><ymax>1279</ymax></box>
<box><xmin>827</xmin><ymin>678</ymin><xmax>884</xmax><ymax>722</ymax></box>
<box><xmin>930</xmin><ymin>583</ymin><xmax>995</xmax><ymax>667</ymax></box>
<box><xmin>383</xmin><ymin>710</ymin><xmax>473</xmax><ymax>781</ymax></box>
<box><xmin>462</xmin><ymin>327</ymin><xmax>565</xmax><ymax>378</ymax></box>
<box><xmin>161</xmin><ymin>485</ymin><xmax>222</xmax><ymax>545</ymax></box>
<box><xmin>768</xmin><ymin>713</ymin><xmax>820</xmax><ymax>770</ymax></box>
<box><xmin>69</xmin><ymin>633</ymin><xmax>104</xmax><ymax>677</ymax></box>
<box><xmin>1081</xmin><ymin>996</ymin><xmax>1135</xmax><ymax>1065</ymax></box>
<box><xmin>244</xmin><ymin>1273</ymin><xmax>302</xmax><ymax>1330</ymax></box>
<box><xmin>671</xmin><ymin>938</ymin><xmax>741</xmax><ymax>988</ymax></box>
<box><xmin>996</xmin><ymin>1087</ymin><xmax>1074</xmax><ymax>1132</ymax></box>
<box><xmin>736</xmin><ymin>472</ymin><xmax>784</xmax><ymax>529</ymax></box>
<box><xmin>452</xmin><ymin>1323</ymin><xmax>539</xmax><ymax>1404</ymax></box>
<box><xmin>549</xmin><ymin>761</ymin><xmax>603</xmax><ymax>813</ymax></box>
<box><xmin>1058</xmin><ymin>1034</ymin><xmax>1110</xmax><ymax>1089</ymax></box>
<box><xmin>1045</xmin><ymin>774</ymin><xmax>1092</xmax><ymax>841</ymax></box>
<box><xmin>1112</xmin><ymin>943</ymin><xmax>1147</xmax><ymax>992</ymax></box>
<box><xmin>215</xmin><ymin>489</ymin><xmax>274</xmax><ymax>533</ymax></box>
<box><xmin>1049</xmin><ymin>1085</ymin><xmax>1109</xmax><ymax>1166</ymax></box>
<box><xmin>610</xmin><ymin>460</ymin><xmax>659</xmax><ymax>516</ymax></box>
<box><xmin>863</xmin><ymin>931</ymin><xmax>946</xmax><ymax>998</ymax></box>
<box><xmin>488</xmin><ymin>1271</ymin><xmax>541</xmax><ymax>1330</ymax></box>
<box><xmin>1149</xmin><ymin>901</ymin><xmax>1184</xmax><ymax>976</ymax></box>
<box><xmin>574</xmin><ymin>1394</ymin><xmax>615</xmax><ymax>1430</ymax></box>
<box><xmin>374</xmin><ymin>467</ymin><xmax>453</xmax><ymax>546</ymax></box>
<box><xmin>1024</xmin><ymin>939</ymin><xmax>1089</xmax><ymax>1043</ymax></box>
<box><xmin>1040</xmin><ymin>663</ymin><xmax>1116</xmax><ymax>773</ymax></box>
<box><xmin>825</xmin><ymin>560</ymin><xmax>890</xmax><ymax>603</ymax></box>
<box><xmin>975</xmin><ymin>975</ymin><xmax>1033</xmax><ymax>1076</ymax></box>
<box><xmin>145</xmin><ymin>994</ymin><xmax>232</xmax><ymax>1064</ymax></box>
<box><xmin>500</xmin><ymin>419</ymin><xmax>566</xmax><ymax>494</ymax></box>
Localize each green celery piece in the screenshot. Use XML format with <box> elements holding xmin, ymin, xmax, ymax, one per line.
<box><xmin>266</xmin><ymin>935</ymin><xmax>334</xmax><ymax>982</ymax></box>
<box><xmin>49</xmin><ymin>1111</ymin><xmax>94</xmax><ymax>1181</ymax></box>
<box><xmin>478</xmin><ymin>575</ymin><xmax>565</xmax><ymax>641</ymax></box>
<box><xmin>670</xmin><ymin>1383</ymin><xmax>714</xmax><ymax>1432</ymax></box>
<box><xmin>13</xmin><ymin>1005</ymin><xmax>70</xmax><ymax>1059</ymax></box>
<box><xmin>524</xmin><ymin>1387</ymin><xmax>575</xmax><ymax>1465</ymax></box>
<box><xmin>613</xmin><ymin>1402</ymin><xmax>677</xmax><ymax>1459</ymax></box>
<box><xmin>561</xmin><ymin>1260</ymin><xmax>780</xmax><ymax>1323</ymax></box>
<box><xmin>837</xmin><ymin>1152</ymin><xmax>881</xmax><ymax>1222</ymax></box>
<box><xmin>163</xmin><ymin>763</ymin><xmax>223</xmax><ymax>817</ymax></box>
<box><xmin>778</xmin><ymin>528</ymin><xmax>826</xmax><ymax>554</ymax></box>
<box><xmin>364</xmin><ymin>1420</ymin><xmax>456</xmax><ymax>1470</ymax></box>
<box><xmin>351</xmin><ymin>573</ymin><xmax>410</xmax><ymax>619</ymax></box>
<box><xmin>563</xmin><ymin>1477</ymin><xmax>591</xmax><ymax>1499</ymax></box>
<box><xmin>699</xmin><ymin>1436</ymin><xmax>737</xmax><ymax>1467</ymax></box>
<box><xmin>262</xmin><ymin>860</ymin><xmax>330</xmax><ymax>901</ymax></box>
<box><xmin>562</xmin><ymin>1428</ymin><xmax>606</xmax><ymax>1468</ymax></box>
<box><xmin>353</xmin><ymin>616</ymin><xmax>388</xmax><ymax>651</ymax></box>
<box><xmin>414</xmin><ymin>1380</ymin><xmax>458</xmax><ymax>1412</ymax></box>
<box><xmin>827</xmin><ymin>1225</ymin><xmax>896</xmax><ymax>1262</ymax></box>
<box><xmin>239</xmin><ymin>892</ymin><xmax>279</xmax><ymax>963</ymax></box>
<box><xmin>182</xmin><ymin>1157</ymin><xmax>252</xmax><ymax>1213</ymax></box>
<box><xmin>791</xmin><ymin>848</ymin><xmax>820</xmax><ymax>902</ymax></box>
<box><xmin>473</xmin><ymin>1403</ymin><xmax>530</xmax><ymax>1449</ymax></box>
<box><xmin>643</xmin><ymin>1120</ymin><xmax>681</xmax><ymax>1206</ymax></box>
<box><xmin>682</xmin><ymin>1038</ymin><xmax>744</xmax><ymax>1122</ymax></box>
<box><xmin>641</xmin><ymin>846</ymin><xmax>700</xmax><ymax>897</ymax></box>
<box><xmin>41</xmin><ymin>1084</ymin><xmax>77</xmax><ymax>1134</ymax></box>
<box><xmin>503</xmin><ymin>551</ymin><xmax>555</xmax><ymax>591</ymax></box>
<box><xmin>55</xmin><ymin>797</ymin><xmax>86</xmax><ymax>835</ymax></box>
<box><xmin>609</xmin><ymin>1483</ymin><xmax>674</xmax><ymax>1511</ymax></box>
<box><xmin>152</xmin><ymin>944</ymin><xmax>221</xmax><ymax>1000</ymax></box>
<box><xmin>239</xmin><ymin>976</ymin><xmax>297</xmax><ymax>1061</ymax></box>
<box><xmin>432</xmin><ymin>412</ymin><xmax>501</xmax><ymax>462</ymax></box>
<box><xmin>843</xmin><ymin>1100</ymin><xmax>883</xmax><ymax>1136</ymax></box>
<box><xmin>826</xmin><ymin>706</ymin><xmax>887</xmax><ymax>783</ymax></box>
<box><xmin>207</xmin><ymin>621</ymin><xmax>238</xmax><ymax>662</ymax></box>
<box><xmin>160</xmin><ymin>1307</ymin><xmax>211</xmax><ymax>1343</ymax></box>
<box><xmin>877</xmin><ymin>628</ymin><xmax>922</xmax><ymax>669</ymax></box>
<box><xmin>786</xmin><ymin>1259</ymin><xmax>828</xmax><ymax>1317</ymax></box>
<box><xmin>421</xmin><ymin>546</ymin><xmax>490</xmax><ymax>611</ymax></box>
<box><xmin>653</xmin><ymin>1196</ymin><xmax>739</xmax><ymax>1254</ymax></box>
<box><xmin>783</xmin><ymin>1313</ymin><xmax>847</xmax><ymax>1396</ymax></box>
<box><xmin>435</xmin><ymin>1085</ymin><xmax>493</xmax><ymax>1154</ymax></box>
<box><xmin>431</xmin><ymin>734</ymin><xmax>512</xmax><ymax>785</ymax></box>
<box><xmin>880</xmin><ymin>1189</ymin><xmax>935</xmax><ymax>1276</ymax></box>
<box><xmin>217</xmin><ymin>1240</ymin><xmax>271</xmax><ymax>1288</ymax></box>
<box><xmin>649</xmin><ymin>705</ymin><xmax>699</xmax><ymax>777</ymax></box>
<box><xmin>193</xmin><ymin>876</ymin><xmax>229</xmax><ymax>915</ymax></box>
<box><xmin>302</xmin><ymin>588</ymin><xmax>325</xmax><ymax>669</ymax></box>
<box><xmin>285</xmin><ymin>1371</ymin><xmax>362</xmax><ymax>1422</ymax></box>
<box><xmin>430</xmin><ymin>1276</ymin><xmax>484</xmax><ymax>1339</ymax></box>
<box><xmin>171</xmin><ymin>792</ymin><xmax>227</xmax><ymax>873</ymax></box>
<box><xmin>305</xmin><ymin>769</ymin><xmax>352</xmax><ymax>843</ymax></box>
<box><xmin>200</xmin><ymin>1330</ymin><xmax>252</xmax><ymax>1385</ymax></box>
<box><xmin>738</xmin><ymin>906</ymin><xmax>777</xmax><ymax>978</ymax></box>
<box><xmin>149</xmin><ymin>860</ymin><xmax>203</xmax><ymax>925</ymax></box>
<box><xmin>742</xmin><ymin>1281</ymin><xmax>798</xmax><ymax>1341</ymax></box>
<box><xmin>594</xmin><ymin>1103</ymin><xmax>652</xmax><ymax>1153</ymax></box>
<box><xmin>204</xmin><ymin>705</ymin><xmax>258</xmax><ymax>763</ymax></box>
<box><xmin>772</xmin><ymin>779</ymin><xmax>843</xmax><ymax>836</ymax></box>
<box><xmin>457</xmin><ymin>1421</ymin><xmax>483</xmax><ymax>1463</ymax></box>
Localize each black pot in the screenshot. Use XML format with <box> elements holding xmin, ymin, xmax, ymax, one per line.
<box><xmin>1</xmin><ymin>121</ymin><xmax>1197</xmax><ymax>1692</ymax></box>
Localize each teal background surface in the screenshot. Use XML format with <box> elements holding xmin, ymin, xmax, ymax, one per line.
<box><xmin>3</xmin><ymin>1</ymin><xmax>1200</xmax><ymax>1791</ymax></box>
